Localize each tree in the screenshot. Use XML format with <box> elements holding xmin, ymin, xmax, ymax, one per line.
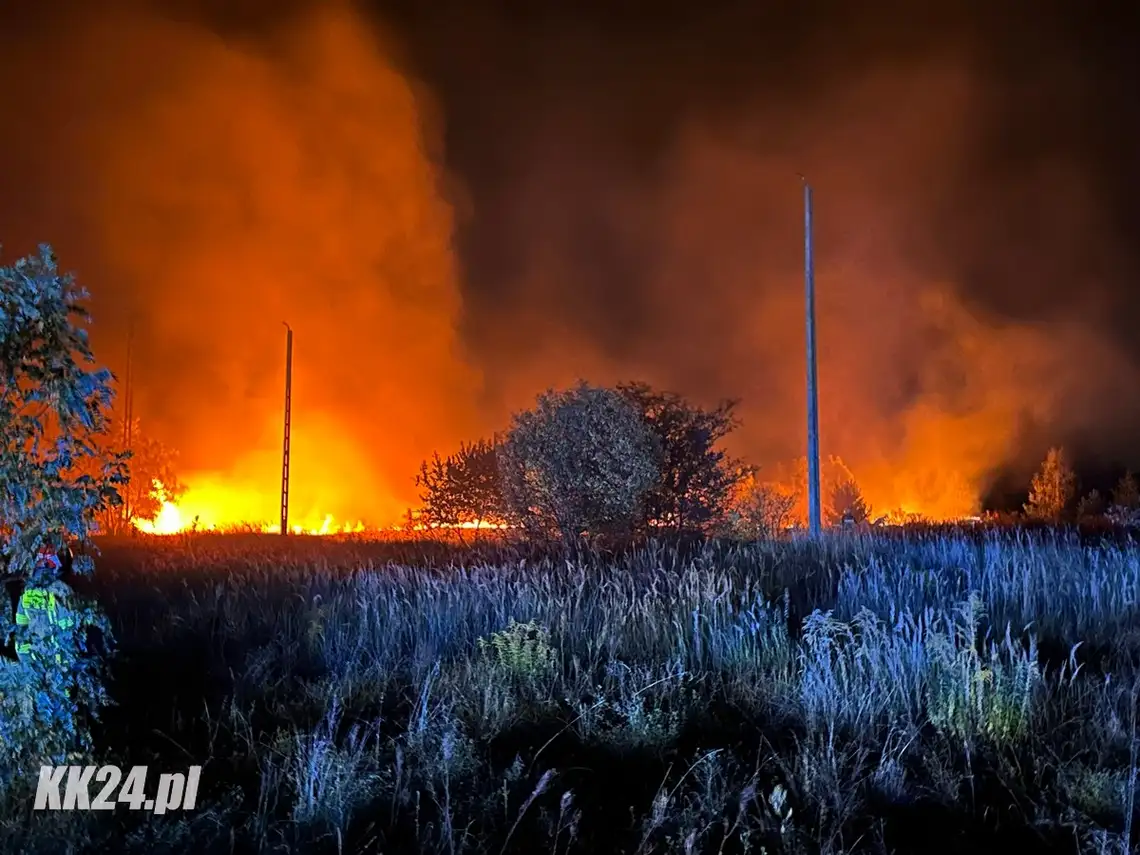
<box><xmin>1024</xmin><ymin>447</ymin><xmax>1076</xmax><ymax>522</ymax></box>
<box><xmin>827</xmin><ymin>476</ymin><xmax>872</xmax><ymax>526</ymax></box>
<box><xmin>615</xmin><ymin>382</ymin><xmax>742</xmax><ymax>534</ymax></box>
<box><xmin>764</xmin><ymin>455</ymin><xmax>869</xmax><ymax>529</ymax></box>
<box><xmin>1106</xmin><ymin>471</ymin><xmax>1140</xmax><ymax>527</ymax></box>
<box><xmin>1076</xmin><ymin>489</ymin><xmax>1106</xmax><ymax>521</ymax></box>
<box><xmin>1111</xmin><ymin>471</ymin><xmax>1140</xmax><ymax>511</ymax></box>
<box><xmin>416</xmin><ymin>437</ymin><xmax>507</xmax><ymax>532</ymax></box>
<box><xmin>84</xmin><ymin>415</ymin><xmax>185</xmax><ymax>535</ymax></box>
<box><xmin>0</xmin><ymin>245</ymin><xmax>124</xmax><ymax>788</ymax></box>
<box><xmin>498</xmin><ymin>382</ymin><xmax>661</xmax><ymax>542</ymax></box>
<box><xmin>727</xmin><ymin>472</ymin><xmax>797</xmax><ymax>539</ymax></box>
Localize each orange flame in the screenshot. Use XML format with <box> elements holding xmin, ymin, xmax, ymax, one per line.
<box><xmin>131</xmin><ymin>479</ymin><xmax>508</xmax><ymax>536</ymax></box>
<box><xmin>132</xmin><ymin>479</ymin><xmax>366</xmax><ymax>536</ymax></box>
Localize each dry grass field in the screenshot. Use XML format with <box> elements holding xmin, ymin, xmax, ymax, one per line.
<box><xmin>4</xmin><ymin>528</ymin><xmax>1139</xmax><ymax>854</ymax></box>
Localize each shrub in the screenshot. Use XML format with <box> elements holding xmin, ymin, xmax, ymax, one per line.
<box><xmin>1107</xmin><ymin>471</ymin><xmax>1140</xmax><ymax>527</ymax></box>
<box><xmin>1076</xmin><ymin>489</ymin><xmax>1106</xmax><ymax>522</ymax></box>
<box><xmin>615</xmin><ymin>382</ymin><xmax>742</xmax><ymax>534</ymax></box>
<box><xmin>85</xmin><ymin>416</ymin><xmax>185</xmax><ymax>535</ymax></box>
<box><xmin>477</xmin><ymin>619</ymin><xmax>556</xmax><ymax>680</ymax></box>
<box><xmin>1111</xmin><ymin>471</ymin><xmax>1140</xmax><ymax>511</ymax></box>
<box><xmin>725</xmin><ymin>476</ymin><xmax>796</xmax><ymax>539</ymax></box>
<box><xmin>498</xmin><ymin>382</ymin><xmax>660</xmax><ymax>542</ymax></box>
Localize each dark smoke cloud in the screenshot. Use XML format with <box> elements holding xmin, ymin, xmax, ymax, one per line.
<box><xmin>396</xmin><ymin>0</ymin><xmax>1140</xmax><ymax>513</ymax></box>
<box><xmin>445</xmin><ymin>54</ymin><xmax>1140</xmax><ymax>515</ymax></box>
<box><xmin>1</xmin><ymin>0</ymin><xmax>1138</xmax><ymax>522</ymax></box>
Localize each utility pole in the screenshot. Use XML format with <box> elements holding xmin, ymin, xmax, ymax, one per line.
<box><xmin>803</xmin><ymin>179</ymin><xmax>822</xmax><ymax>538</ymax></box>
<box><xmin>280</xmin><ymin>324</ymin><xmax>293</xmax><ymax>536</ymax></box>
<box><xmin>123</xmin><ymin>320</ymin><xmax>134</xmax><ymax>452</ymax></box>
<box><xmin>122</xmin><ymin>320</ymin><xmax>135</xmax><ymax>529</ymax></box>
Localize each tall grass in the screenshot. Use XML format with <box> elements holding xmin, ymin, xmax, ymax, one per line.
<box><xmin>3</xmin><ymin>529</ymin><xmax>1139</xmax><ymax>853</ymax></box>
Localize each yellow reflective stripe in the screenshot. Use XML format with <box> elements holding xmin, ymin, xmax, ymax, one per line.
<box><xmin>17</xmin><ymin>590</ymin><xmax>70</xmax><ymax>627</ymax></box>
<box><xmin>20</xmin><ymin>590</ymin><xmax>48</xmax><ymax>609</ymax></box>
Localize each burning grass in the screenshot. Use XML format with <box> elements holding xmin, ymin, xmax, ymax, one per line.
<box><xmin>3</xmin><ymin>529</ymin><xmax>1140</xmax><ymax>853</ymax></box>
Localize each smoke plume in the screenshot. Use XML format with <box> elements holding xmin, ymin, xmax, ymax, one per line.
<box><xmin>450</xmin><ymin>43</ymin><xmax>1140</xmax><ymax>517</ymax></box>
<box><xmin>2</xmin><ymin>1</ymin><xmax>1138</xmax><ymax>524</ymax></box>
<box><xmin>1</xmin><ymin>1</ymin><xmax>481</xmax><ymax>527</ymax></box>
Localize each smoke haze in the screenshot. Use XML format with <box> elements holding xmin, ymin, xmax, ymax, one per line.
<box><xmin>454</xmin><ymin>58</ymin><xmax>1138</xmax><ymax>516</ymax></box>
<box><xmin>1</xmin><ymin>0</ymin><xmax>1138</xmax><ymax>523</ymax></box>
<box><xmin>1</xmin><ymin>1</ymin><xmax>482</xmax><ymax>527</ymax></box>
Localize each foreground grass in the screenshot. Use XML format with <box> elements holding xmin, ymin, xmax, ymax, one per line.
<box><xmin>3</xmin><ymin>529</ymin><xmax>1140</xmax><ymax>853</ymax></box>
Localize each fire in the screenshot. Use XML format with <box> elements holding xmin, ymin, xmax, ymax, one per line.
<box><xmin>131</xmin><ymin>479</ymin><xmax>508</xmax><ymax>536</ymax></box>
<box><xmin>732</xmin><ymin>454</ymin><xmax>984</xmax><ymax>530</ymax></box>
<box><xmin>130</xmin><ymin>450</ymin><xmax>974</xmax><ymax>539</ymax></box>
<box><xmin>132</xmin><ymin>481</ymin><xmax>185</xmax><ymax>535</ymax></box>
<box><xmin>132</xmin><ymin>479</ymin><xmax>367</xmax><ymax>536</ymax></box>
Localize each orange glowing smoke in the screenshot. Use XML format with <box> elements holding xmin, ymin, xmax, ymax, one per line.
<box><xmin>6</xmin><ymin>11</ymin><xmax>1135</xmax><ymax>527</ymax></box>
<box><xmin>466</xmin><ymin>63</ymin><xmax>1140</xmax><ymax>526</ymax></box>
<box><xmin>749</xmin><ymin>455</ymin><xmax>961</xmax><ymax>526</ymax></box>
<box><xmin>32</xmin><ymin>3</ymin><xmax>485</xmax><ymax>533</ymax></box>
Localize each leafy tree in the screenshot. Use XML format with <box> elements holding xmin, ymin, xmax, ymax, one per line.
<box><xmin>0</xmin><ymin>245</ymin><xmax>124</xmax><ymax>788</ymax></box>
<box><xmin>766</xmin><ymin>455</ymin><xmax>869</xmax><ymax>529</ymax></box>
<box><xmin>1106</xmin><ymin>471</ymin><xmax>1140</xmax><ymax>527</ymax></box>
<box><xmin>1111</xmin><ymin>471</ymin><xmax>1140</xmax><ymax>511</ymax></box>
<box><xmin>726</xmin><ymin>473</ymin><xmax>797</xmax><ymax>539</ymax></box>
<box><xmin>1076</xmin><ymin>488</ymin><xmax>1106</xmax><ymax>521</ymax></box>
<box><xmin>498</xmin><ymin>382</ymin><xmax>660</xmax><ymax>542</ymax></box>
<box><xmin>1024</xmin><ymin>446</ymin><xmax>1076</xmax><ymax>522</ymax></box>
<box><xmin>416</xmin><ymin>437</ymin><xmax>507</xmax><ymax>532</ymax></box>
<box><xmin>615</xmin><ymin>382</ymin><xmax>742</xmax><ymax>534</ymax></box>
<box><xmin>827</xmin><ymin>476</ymin><xmax>872</xmax><ymax>526</ymax></box>
<box><xmin>84</xmin><ymin>414</ymin><xmax>185</xmax><ymax>534</ymax></box>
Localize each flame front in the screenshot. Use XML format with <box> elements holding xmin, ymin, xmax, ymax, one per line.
<box><xmin>130</xmin><ymin>478</ymin><xmax>506</xmax><ymax>536</ymax></box>
<box><xmin>132</xmin><ymin>479</ymin><xmax>367</xmax><ymax>536</ymax></box>
<box><xmin>133</xmin><ymin>480</ymin><xmax>186</xmax><ymax>535</ymax></box>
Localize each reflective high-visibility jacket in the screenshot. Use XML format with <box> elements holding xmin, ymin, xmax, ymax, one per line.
<box><xmin>14</xmin><ymin>582</ymin><xmax>75</xmax><ymax>664</ymax></box>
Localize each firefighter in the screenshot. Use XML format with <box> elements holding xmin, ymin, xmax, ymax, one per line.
<box><xmin>13</xmin><ymin>581</ymin><xmax>76</xmax><ymax>665</ymax></box>
<box><xmin>6</xmin><ymin>547</ymin><xmax>76</xmax><ymax>666</ymax></box>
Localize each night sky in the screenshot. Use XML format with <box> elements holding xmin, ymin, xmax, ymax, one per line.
<box><xmin>1</xmin><ymin>0</ymin><xmax>1138</xmax><ymax>516</ymax></box>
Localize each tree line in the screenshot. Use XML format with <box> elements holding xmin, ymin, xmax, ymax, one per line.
<box><xmin>1022</xmin><ymin>446</ymin><xmax>1140</xmax><ymax>526</ymax></box>
<box><xmin>414</xmin><ymin>381</ymin><xmax>878</xmax><ymax>542</ymax></box>
<box><xmin>417</xmin><ymin>387</ymin><xmax>1140</xmax><ymax>541</ymax></box>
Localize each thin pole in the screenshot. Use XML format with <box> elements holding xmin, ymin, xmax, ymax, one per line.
<box><xmin>123</xmin><ymin>321</ymin><xmax>134</xmax><ymax>452</ymax></box>
<box><xmin>803</xmin><ymin>180</ymin><xmax>822</xmax><ymax>538</ymax></box>
<box><xmin>281</xmin><ymin>323</ymin><xmax>293</xmax><ymax>536</ymax></box>
<box><xmin>122</xmin><ymin>321</ymin><xmax>135</xmax><ymax>528</ymax></box>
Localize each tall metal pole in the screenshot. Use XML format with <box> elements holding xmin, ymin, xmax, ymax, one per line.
<box><xmin>280</xmin><ymin>323</ymin><xmax>293</xmax><ymax>536</ymax></box>
<box><xmin>803</xmin><ymin>180</ymin><xmax>822</xmax><ymax>538</ymax></box>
